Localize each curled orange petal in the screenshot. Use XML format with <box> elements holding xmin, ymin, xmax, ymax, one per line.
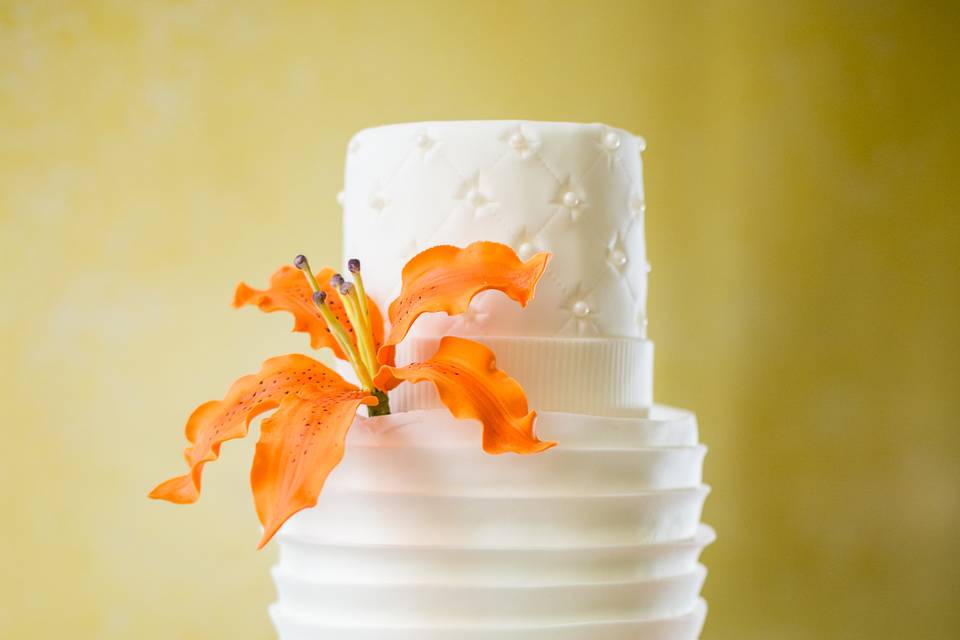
<box><xmin>251</xmin><ymin>384</ymin><xmax>377</xmax><ymax>548</ymax></box>
<box><xmin>374</xmin><ymin>336</ymin><xmax>555</xmax><ymax>455</ymax></box>
<box><xmin>234</xmin><ymin>265</ymin><xmax>386</xmax><ymax>363</ymax></box>
<box><xmin>148</xmin><ymin>354</ymin><xmax>349</xmax><ymax>504</ymax></box>
<box><xmin>378</xmin><ymin>242</ymin><xmax>551</xmax><ymax>364</ymax></box>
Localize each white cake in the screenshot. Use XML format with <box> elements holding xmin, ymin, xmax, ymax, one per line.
<box><xmin>269</xmin><ymin>121</ymin><xmax>712</xmax><ymax>639</ymax></box>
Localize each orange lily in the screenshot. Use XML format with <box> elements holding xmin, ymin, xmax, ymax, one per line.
<box><xmin>150</xmin><ymin>241</ymin><xmax>554</xmax><ymax>548</ymax></box>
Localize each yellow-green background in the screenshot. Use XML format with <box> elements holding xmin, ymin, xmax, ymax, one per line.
<box><xmin>2</xmin><ymin>1</ymin><xmax>957</xmax><ymax>638</ymax></box>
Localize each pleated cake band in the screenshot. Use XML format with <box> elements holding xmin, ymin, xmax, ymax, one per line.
<box><xmin>389</xmin><ymin>336</ymin><xmax>654</xmax><ymax>416</ymax></box>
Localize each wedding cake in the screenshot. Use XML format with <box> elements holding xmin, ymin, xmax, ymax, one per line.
<box><xmin>268</xmin><ymin>121</ymin><xmax>713</xmax><ymax>639</ymax></box>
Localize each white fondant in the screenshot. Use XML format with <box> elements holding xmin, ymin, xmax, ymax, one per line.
<box><xmin>276</xmin><ymin>526</ymin><xmax>715</xmax><ymax>586</ymax></box>
<box><xmin>326</xmin><ymin>443</ymin><xmax>705</xmax><ymax>495</ymax></box>
<box><xmin>346</xmin><ymin>408</ymin><xmax>699</xmax><ymax>449</ymax></box>
<box><xmin>321</xmin><ymin>410</ymin><xmax>705</xmax><ymax>496</ymax></box>
<box><xmin>270</xmin><ymin>121</ymin><xmax>712</xmax><ymax>640</ymax></box>
<box><xmin>341</xmin><ymin>121</ymin><xmax>649</xmax><ymax>340</ymax></box>
<box><xmin>271</xmin><ymin>565</ymin><xmax>706</xmax><ymax>626</ymax></box>
<box><xmin>269</xmin><ymin>598</ymin><xmax>707</xmax><ymax>640</ymax></box>
<box><xmin>280</xmin><ymin>486</ymin><xmax>709</xmax><ymax>548</ymax></box>
<box><xmin>389</xmin><ymin>336</ymin><xmax>654</xmax><ymax>416</ymax></box>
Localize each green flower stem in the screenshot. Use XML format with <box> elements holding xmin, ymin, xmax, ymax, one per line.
<box><xmin>367</xmin><ymin>388</ymin><xmax>391</xmax><ymax>417</ymax></box>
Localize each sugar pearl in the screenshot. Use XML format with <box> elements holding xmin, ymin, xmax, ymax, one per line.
<box><xmin>609</xmin><ymin>249</ymin><xmax>628</xmax><ymax>267</ymax></box>
<box><xmin>603</xmin><ymin>132</ymin><xmax>621</xmax><ymax>150</ymax></box>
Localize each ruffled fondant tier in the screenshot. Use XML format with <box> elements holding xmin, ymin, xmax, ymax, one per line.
<box><xmin>325</xmin><ymin>408</ymin><xmax>703</xmax><ymax>496</ymax></box>
<box><xmin>344</xmin><ymin>407</ymin><xmax>699</xmax><ymax>448</ymax></box>
<box><xmin>328</xmin><ymin>444</ymin><xmax>704</xmax><ymax>494</ymax></box>
<box><xmin>270</xmin><ymin>598</ymin><xmax>707</xmax><ymax>640</ymax></box>
<box><xmin>272</xmin><ymin>565</ymin><xmax>705</xmax><ymax>626</ymax></box>
<box><xmin>276</xmin><ymin>526</ymin><xmax>715</xmax><ymax>586</ymax></box>
<box><xmin>272</xmin><ymin>407</ymin><xmax>711</xmax><ymax>638</ymax></box>
<box><xmin>281</xmin><ymin>486</ymin><xmax>709</xmax><ymax>548</ymax></box>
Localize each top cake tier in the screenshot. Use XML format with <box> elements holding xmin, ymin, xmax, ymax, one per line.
<box><xmin>342</xmin><ymin>121</ymin><xmax>649</xmax><ymax>340</ymax></box>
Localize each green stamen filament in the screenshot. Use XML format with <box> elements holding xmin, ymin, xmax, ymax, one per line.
<box><xmin>297</xmin><ymin>261</ymin><xmax>322</xmax><ymax>293</ymax></box>
<box><xmin>338</xmin><ymin>287</ymin><xmax>378</xmax><ymax>380</ymax></box>
<box><xmin>353</xmin><ymin>271</ymin><xmax>371</xmax><ymax>329</ymax></box>
<box><xmin>314</xmin><ymin>298</ymin><xmax>374</xmax><ymax>391</ymax></box>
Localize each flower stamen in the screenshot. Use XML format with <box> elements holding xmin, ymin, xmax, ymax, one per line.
<box><xmin>293</xmin><ymin>254</ymin><xmax>321</xmax><ymax>292</ymax></box>
<box><xmin>312</xmin><ymin>290</ymin><xmax>374</xmax><ymax>391</ymax></box>
<box><xmin>348</xmin><ymin>258</ymin><xmax>371</xmax><ymax>329</ymax></box>
<box><xmin>336</xmin><ymin>281</ymin><xmax>378</xmax><ymax>380</ymax></box>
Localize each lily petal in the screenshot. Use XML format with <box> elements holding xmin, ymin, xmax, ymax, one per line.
<box><xmin>252</xmin><ymin>384</ymin><xmax>377</xmax><ymax>548</ymax></box>
<box><xmin>234</xmin><ymin>265</ymin><xmax>386</xmax><ymax>363</ymax></box>
<box><xmin>148</xmin><ymin>354</ymin><xmax>347</xmax><ymax>504</ymax></box>
<box><xmin>378</xmin><ymin>242</ymin><xmax>551</xmax><ymax>364</ymax></box>
<box><xmin>374</xmin><ymin>336</ymin><xmax>555</xmax><ymax>455</ymax></box>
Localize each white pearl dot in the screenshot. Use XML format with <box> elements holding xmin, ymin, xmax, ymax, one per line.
<box><xmin>517</xmin><ymin>242</ymin><xmax>535</xmax><ymax>260</ymax></box>
<box><xmin>610</xmin><ymin>249</ymin><xmax>628</xmax><ymax>267</ymax></box>
<box><xmin>562</xmin><ymin>191</ymin><xmax>580</xmax><ymax>207</ymax></box>
<box><xmin>630</xmin><ymin>198</ymin><xmax>646</xmax><ymax>215</ymax></box>
<box><xmin>508</xmin><ymin>132</ymin><xmax>526</xmax><ymax>149</ymax></box>
<box><xmin>336</xmin><ymin>191</ymin><xmax>345</xmax><ymax>207</ymax></box>
<box><xmin>636</xmin><ymin>136</ymin><xmax>647</xmax><ymax>152</ymax></box>
<box><xmin>603</xmin><ymin>132</ymin><xmax>621</xmax><ymax>150</ymax></box>
<box><xmin>572</xmin><ymin>300</ymin><xmax>590</xmax><ymax>318</ymax></box>
<box><xmin>415</xmin><ymin>134</ymin><xmax>431</xmax><ymax>148</ymax></box>
<box><xmin>466</xmin><ymin>188</ymin><xmax>483</xmax><ymax>205</ymax></box>
<box><xmin>369</xmin><ymin>195</ymin><xmax>386</xmax><ymax>210</ymax></box>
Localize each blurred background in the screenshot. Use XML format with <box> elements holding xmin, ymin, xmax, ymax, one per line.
<box><xmin>2</xmin><ymin>1</ymin><xmax>958</xmax><ymax>638</ymax></box>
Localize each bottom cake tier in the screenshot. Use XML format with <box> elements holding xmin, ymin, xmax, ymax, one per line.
<box><xmin>271</xmin><ymin>407</ymin><xmax>712</xmax><ymax>639</ymax></box>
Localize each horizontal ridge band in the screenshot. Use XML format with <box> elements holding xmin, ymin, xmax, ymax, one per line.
<box><xmin>275</xmin><ymin>526</ymin><xmax>715</xmax><ymax>586</ymax></box>
<box><xmin>271</xmin><ymin>565</ymin><xmax>706</xmax><ymax>626</ymax></box>
<box><xmin>281</xmin><ymin>486</ymin><xmax>710</xmax><ymax>547</ymax></box>
<box><xmin>390</xmin><ymin>336</ymin><xmax>653</xmax><ymax>416</ymax></box>
<box><xmin>269</xmin><ymin>598</ymin><xmax>708</xmax><ymax>640</ymax></box>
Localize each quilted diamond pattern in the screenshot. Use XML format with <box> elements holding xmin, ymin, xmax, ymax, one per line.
<box><xmin>341</xmin><ymin>121</ymin><xmax>649</xmax><ymax>339</ymax></box>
